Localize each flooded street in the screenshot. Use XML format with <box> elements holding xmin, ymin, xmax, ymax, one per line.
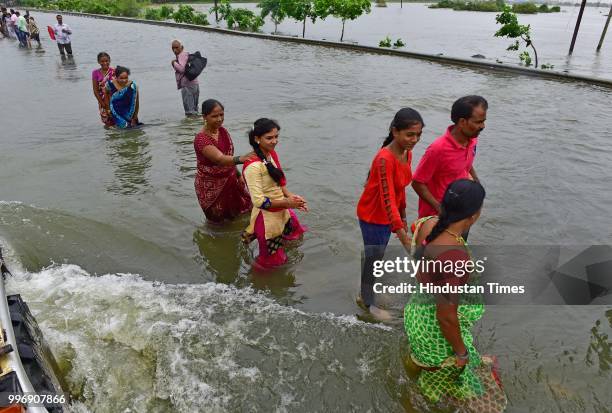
<box><xmin>0</xmin><ymin>11</ymin><xmax>611</xmax><ymax>412</ymax></box>
<box><xmin>193</xmin><ymin>2</ymin><xmax>612</xmax><ymax>79</ymax></box>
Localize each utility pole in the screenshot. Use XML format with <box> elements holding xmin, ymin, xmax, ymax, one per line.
<box><xmin>214</xmin><ymin>0</ymin><xmax>219</xmax><ymax>23</ymax></box>
<box><xmin>569</xmin><ymin>0</ymin><xmax>587</xmax><ymax>55</ymax></box>
<box><xmin>597</xmin><ymin>3</ymin><xmax>612</xmax><ymax>51</ymax></box>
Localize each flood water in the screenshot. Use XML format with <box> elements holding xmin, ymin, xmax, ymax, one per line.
<box><xmin>192</xmin><ymin>2</ymin><xmax>612</xmax><ymax>79</ymax></box>
<box><xmin>1</xmin><ymin>11</ymin><xmax>611</xmax><ymax>412</ymax></box>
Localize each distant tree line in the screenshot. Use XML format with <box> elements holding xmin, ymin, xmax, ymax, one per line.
<box><xmin>430</xmin><ymin>0</ymin><xmax>561</xmax><ymax>13</ymax></box>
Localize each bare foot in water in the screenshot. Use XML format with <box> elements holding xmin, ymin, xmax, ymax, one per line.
<box><xmin>368</xmin><ymin>305</ymin><xmax>392</xmax><ymax>322</ymax></box>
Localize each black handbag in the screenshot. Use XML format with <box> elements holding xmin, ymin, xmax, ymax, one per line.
<box><xmin>184</xmin><ymin>51</ymin><xmax>207</xmax><ymax>81</ymax></box>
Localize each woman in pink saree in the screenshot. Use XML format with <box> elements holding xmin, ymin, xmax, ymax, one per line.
<box><xmin>194</xmin><ymin>99</ymin><xmax>253</xmax><ymax>223</ymax></box>
<box><xmin>91</xmin><ymin>52</ymin><xmax>115</xmax><ymax>127</ymax></box>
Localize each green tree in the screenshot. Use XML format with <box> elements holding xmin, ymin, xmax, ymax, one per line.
<box><xmin>494</xmin><ymin>5</ymin><xmax>539</xmax><ymax>67</ymax></box>
<box><xmin>281</xmin><ymin>0</ymin><xmax>317</xmax><ymax>38</ymax></box>
<box><xmin>315</xmin><ymin>0</ymin><xmax>371</xmax><ymax>42</ymax></box>
<box><xmin>258</xmin><ymin>0</ymin><xmax>287</xmax><ymax>34</ymax></box>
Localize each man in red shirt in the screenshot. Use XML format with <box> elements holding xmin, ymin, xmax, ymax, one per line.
<box><xmin>412</xmin><ymin>95</ymin><xmax>488</xmax><ymax>221</ymax></box>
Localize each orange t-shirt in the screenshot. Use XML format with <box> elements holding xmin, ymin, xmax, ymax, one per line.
<box><xmin>357</xmin><ymin>147</ymin><xmax>412</xmax><ymax>232</ymax></box>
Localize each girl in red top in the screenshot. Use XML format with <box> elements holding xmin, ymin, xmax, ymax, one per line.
<box><xmin>356</xmin><ymin>108</ymin><xmax>424</xmax><ymax>320</ymax></box>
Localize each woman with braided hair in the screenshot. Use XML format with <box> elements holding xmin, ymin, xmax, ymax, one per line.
<box><xmin>405</xmin><ymin>179</ymin><xmax>507</xmax><ymax>412</ymax></box>
<box><xmin>356</xmin><ymin>107</ymin><xmax>424</xmax><ymax>321</ymax></box>
<box><xmin>242</xmin><ymin>118</ymin><xmax>307</xmax><ymax>269</ymax></box>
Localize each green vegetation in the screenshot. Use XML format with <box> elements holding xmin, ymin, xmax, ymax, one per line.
<box><xmin>315</xmin><ymin>0</ymin><xmax>371</xmax><ymax>41</ymax></box>
<box><xmin>19</xmin><ymin>0</ymin><xmax>144</xmax><ymax>17</ymax></box>
<box><xmin>258</xmin><ymin>0</ymin><xmax>287</xmax><ymax>33</ymax></box>
<box><xmin>160</xmin><ymin>5</ymin><xmax>175</xmax><ymax>18</ymax></box>
<box><xmin>281</xmin><ymin>0</ymin><xmax>318</xmax><ymax>38</ymax></box>
<box><xmin>429</xmin><ymin>0</ymin><xmax>560</xmax><ymax>14</ymax></box>
<box><xmin>211</xmin><ymin>0</ymin><xmax>264</xmax><ymax>31</ymax></box>
<box><xmin>172</xmin><ymin>4</ymin><xmax>209</xmax><ymax>25</ymax></box>
<box><xmin>393</xmin><ymin>38</ymin><xmax>405</xmax><ymax>47</ymax></box>
<box><xmin>379</xmin><ymin>36</ymin><xmax>391</xmax><ymax>47</ymax></box>
<box><xmin>495</xmin><ymin>5</ymin><xmax>539</xmax><ymax>67</ymax></box>
<box><xmin>19</xmin><ymin>0</ymin><xmax>376</xmax><ymax>37</ymax></box>
<box><xmin>144</xmin><ymin>7</ymin><xmax>164</xmax><ymax>20</ymax></box>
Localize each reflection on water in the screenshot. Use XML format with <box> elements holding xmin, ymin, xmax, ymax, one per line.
<box><xmin>55</xmin><ymin>55</ymin><xmax>81</xmax><ymax>81</ymax></box>
<box><xmin>105</xmin><ymin>128</ymin><xmax>152</xmax><ymax>195</ymax></box>
<box><xmin>193</xmin><ymin>221</ymin><xmax>304</xmax><ymax>304</ymax></box>
<box><xmin>193</xmin><ymin>221</ymin><xmax>246</xmax><ymax>284</ymax></box>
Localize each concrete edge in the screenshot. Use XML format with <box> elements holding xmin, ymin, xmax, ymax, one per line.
<box><xmin>36</xmin><ymin>10</ymin><xmax>612</xmax><ymax>89</ymax></box>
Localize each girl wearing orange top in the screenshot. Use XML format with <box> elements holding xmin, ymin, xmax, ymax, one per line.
<box><xmin>356</xmin><ymin>108</ymin><xmax>424</xmax><ymax>320</ymax></box>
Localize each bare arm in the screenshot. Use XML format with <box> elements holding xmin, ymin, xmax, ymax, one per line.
<box><xmin>244</xmin><ymin>166</ymin><xmax>306</xmax><ymax>210</ymax></box>
<box><xmin>412</xmin><ymin>181</ymin><xmax>441</xmax><ymax>214</ymax></box>
<box><xmin>281</xmin><ymin>186</ymin><xmax>308</xmax><ymax>211</ymax></box>
<box><xmin>92</xmin><ymin>79</ymin><xmax>104</xmax><ymax>107</ymax></box>
<box><xmin>201</xmin><ymin>145</ymin><xmax>252</xmax><ymax>167</ymax></box>
<box><xmin>103</xmin><ymin>85</ymin><xmax>111</xmax><ymax>112</ymax></box>
<box><xmin>133</xmin><ymin>90</ymin><xmax>139</xmax><ymax>121</ymax></box>
<box><xmin>436</xmin><ymin>297</ymin><xmax>468</xmax><ymax>366</ymax></box>
<box><xmin>469</xmin><ymin>166</ymin><xmax>479</xmax><ymax>183</ymax></box>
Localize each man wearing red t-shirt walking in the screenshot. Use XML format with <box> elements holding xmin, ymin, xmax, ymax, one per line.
<box><xmin>412</xmin><ymin>96</ymin><xmax>488</xmax><ymax>227</ymax></box>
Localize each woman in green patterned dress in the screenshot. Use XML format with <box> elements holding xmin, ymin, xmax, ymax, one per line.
<box><xmin>404</xmin><ymin>179</ymin><xmax>506</xmax><ymax>412</ymax></box>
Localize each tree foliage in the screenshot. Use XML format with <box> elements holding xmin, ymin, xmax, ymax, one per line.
<box><xmin>211</xmin><ymin>0</ymin><xmax>264</xmax><ymax>31</ymax></box>
<box><xmin>494</xmin><ymin>5</ymin><xmax>539</xmax><ymax>67</ymax></box>
<box><xmin>280</xmin><ymin>0</ymin><xmax>317</xmax><ymax>38</ymax></box>
<box><xmin>258</xmin><ymin>0</ymin><xmax>287</xmax><ymax>33</ymax></box>
<box><xmin>173</xmin><ymin>5</ymin><xmax>209</xmax><ymax>25</ymax></box>
<box><xmin>315</xmin><ymin>0</ymin><xmax>371</xmax><ymax>41</ymax></box>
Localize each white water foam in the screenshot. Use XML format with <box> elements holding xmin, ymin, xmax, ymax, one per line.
<box><xmin>4</xmin><ymin>262</ymin><xmax>396</xmax><ymax>412</ymax></box>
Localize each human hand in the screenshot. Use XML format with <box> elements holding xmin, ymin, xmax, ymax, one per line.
<box><xmin>455</xmin><ymin>350</ymin><xmax>469</xmax><ymax>368</ymax></box>
<box><xmin>396</xmin><ymin>228</ymin><xmax>412</xmax><ymax>250</ymax></box>
<box><xmin>455</xmin><ymin>355</ymin><xmax>469</xmax><ymax>368</ymax></box>
<box><xmin>287</xmin><ymin>195</ymin><xmax>308</xmax><ymax>212</ymax></box>
<box><xmin>240</xmin><ymin>151</ymin><xmax>255</xmax><ymax>163</ymax></box>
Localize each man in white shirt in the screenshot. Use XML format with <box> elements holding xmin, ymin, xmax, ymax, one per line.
<box><xmin>53</xmin><ymin>14</ymin><xmax>72</xmax><ymax>56</ymax></box>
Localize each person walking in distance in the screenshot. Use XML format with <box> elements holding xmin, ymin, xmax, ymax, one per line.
<box><xmin>171</xmin><ymin>40</ymin><xmax>200</xmax><ymax>117</ymax></box>
<box><xmin>53</xmin><ymin>14</ymin><xmax>72</xmax><ymax>56</ymax></box>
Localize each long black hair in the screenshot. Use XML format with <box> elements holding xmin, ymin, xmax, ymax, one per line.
<box><xmin>381</xmin><ymin>107</ymin><xmax>425</xmax><ymax>147</ymax></box>
<box><xmin>248</xmin><ymin>118</ymin><xmax>284</xmax><ymax>185</ymax></box>
<box><xmin>425</xmin><ymin>179</ymin><xmax>486</xmax><ymax>244</ymax></box>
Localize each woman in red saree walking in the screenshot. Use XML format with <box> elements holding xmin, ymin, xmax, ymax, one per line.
<box><xmin>194</xmin><ymin>99</ymin><xmax>253</xmax><ymax>223</ymax></box>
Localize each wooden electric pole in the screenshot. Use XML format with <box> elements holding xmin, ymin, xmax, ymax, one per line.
<box><xmin>597</xmin><ymin>3</ymin><xmax>612</xmax><ymax>51</ymax></box>
<box><xmin>214</xmin><ymin>0</ymin><xmax>219</xmax><ymax>22</ymax></box>
<box><xmin>569</xmin><ymin>0</ymin><xmax>587</xmax><ymax>55</ymax></box>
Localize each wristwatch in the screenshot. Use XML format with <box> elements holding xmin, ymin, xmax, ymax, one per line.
<box><xmin>233</xmin><ymin>156</ymin><xmax>242</xmax><ymax>165</ymax></box>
